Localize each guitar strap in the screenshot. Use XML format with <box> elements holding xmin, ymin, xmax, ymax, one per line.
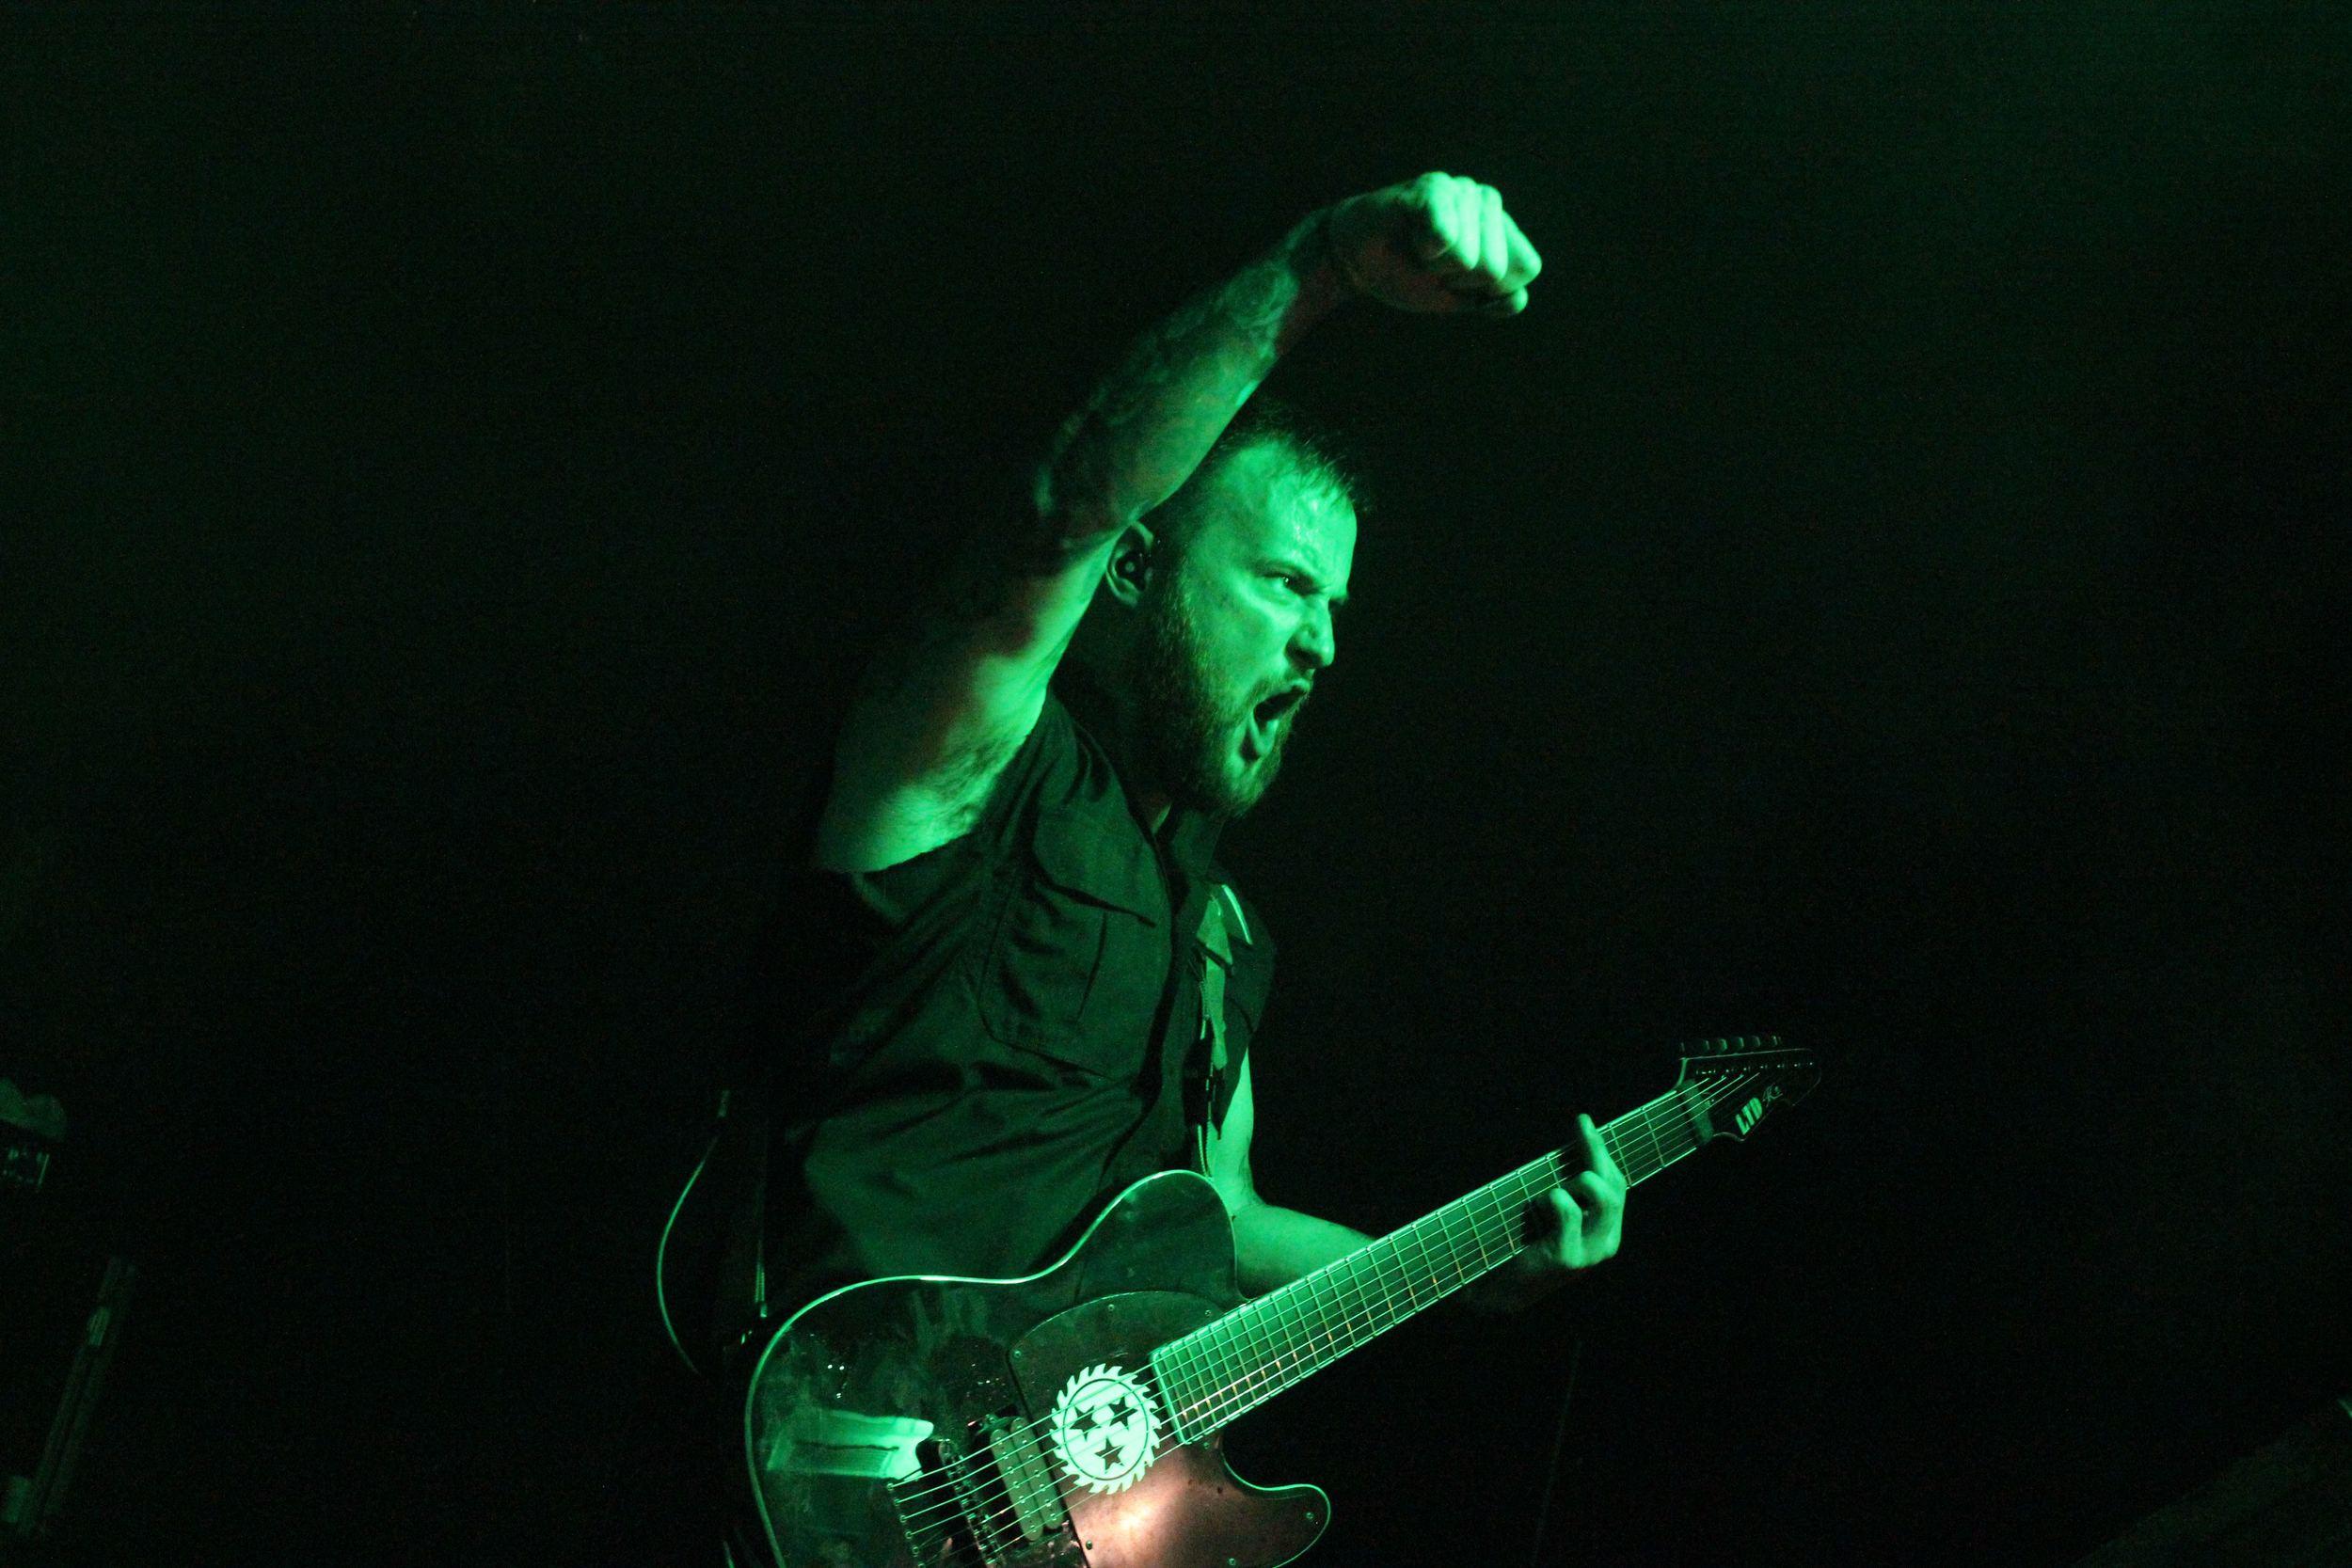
<box><xmin>714</xmin><ymin>1086</ymin><xmax>769</xmax><ymax>1354</ymax></box>
<box><xmin>1186</xmin><ymin>884</ymin><xmax>1246</xmax><ymax>1139</ymax></box>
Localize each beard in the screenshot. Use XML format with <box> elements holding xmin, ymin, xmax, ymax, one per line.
<box><xmin>1122</xmin><ymin>574</ymin><xmax>1286</xmax><ymax>823</ymax></box>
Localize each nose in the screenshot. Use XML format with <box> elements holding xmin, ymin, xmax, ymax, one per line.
<box><xmin>1291</xmin><ymin>600</ymin><xmax>1337</xmax><ymax>673</ymax></box>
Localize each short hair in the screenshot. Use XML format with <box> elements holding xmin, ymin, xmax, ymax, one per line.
<box><xmin>1146</xmin><ymin>394</ymin><xmax>1368</xmax><ymax>564</ymax></box>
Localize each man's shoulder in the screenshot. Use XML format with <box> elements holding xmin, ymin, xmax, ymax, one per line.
<box><xmin>1015</xmin><ymin>688</ymin><xmax>1152</xmax><ymax>838</ymax></box>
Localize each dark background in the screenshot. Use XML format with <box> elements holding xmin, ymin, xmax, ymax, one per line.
<box><xmin>5</xmin><ymin>4</ymin><xmax>2347</xmax><ymax>1564</ymax></box>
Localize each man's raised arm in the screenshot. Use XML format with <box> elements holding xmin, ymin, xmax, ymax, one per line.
<box><xmin>813</xmin><ymin>203</ymin><xmax>1360</xmax><ymax>871</ymax></box>
<box><xmin>1029</xmin><ymin>207</ymin><xmax>1358</xmax><ymax>550</ymax></box>
<box><xmin>1033</xmin><ymin>168</ymin><xmax>1543</xmax><ymax>548</ymax></box>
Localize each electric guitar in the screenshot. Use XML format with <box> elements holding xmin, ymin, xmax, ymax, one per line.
<box><xmin>698</xmin><ymin>1036</ymin><xmax>1817</xmax><ymax>1568</ymax></box>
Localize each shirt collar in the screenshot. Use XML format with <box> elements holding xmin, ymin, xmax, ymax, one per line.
<box><xmin>1162</xmin><ymin>806</ymin><xmax>1251</xmax><ymax>943</ymax></box>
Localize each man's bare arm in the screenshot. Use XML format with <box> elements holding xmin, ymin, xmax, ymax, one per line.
<box><xmin>1031</xmin><ymin>207</ymin><xmax>1358</xmax><ymax>544</ymax></box>
<box><xmin>1206</xmin><ymin>1056</ymin><xmax>1375</xmax><ymax>1296</ymax></box>
<box><xmin>815</xmin><ymin>207</ymin><xmax>1359</xmax><ymax>870</ymax></box>
<box><xmin>1022</xmin><ymin>166</ymin><xmax>1546</xmax><ymax>573</ymax></box>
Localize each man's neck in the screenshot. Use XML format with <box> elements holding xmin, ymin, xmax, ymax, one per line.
<box><xmin>1056</xmin><ymin>675</ymin><xmax>1175</xmax><ymax>838</ymax></box>
<box><xmin>1122</xmin><ymin>743</ymin><xmax>1177</xmax><ymax>841</ymax></box>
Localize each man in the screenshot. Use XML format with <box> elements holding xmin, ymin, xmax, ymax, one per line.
<box><xmin>680</xmin><ymin>171</ymin><xmax>1627</xmax><ymax>1559</ymax></box>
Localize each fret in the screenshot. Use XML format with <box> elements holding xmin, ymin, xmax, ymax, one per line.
<box><xmin>1432</xmin><ymin>1212</ymin><xmax>1470</xmax><ymax>1294</ymax></box>
<box><xmin>1384</xmin><ymin>1227</ymin><xmax>1419</xmax><ymax>1323</ymax></box>
<box><xmin>1427</xmin><ymin>1207</ymin><xmax>1468</xmax><ymax>1292</ymax></box>
<box><xmin>1399</xmin><ymin>1233</ymin><xmax>1428</xmax><ymax>1319</ymax></box>
<box><xmin>1359</xmin><ymin>1241</ymin><xmax>1397</xmax><ymax>1335</ymax></box>
<box><xmin>1187</xmin><ymin>1339</ymin><xmax>1215</xmax><ymax>1434</ymax></box>
<box><xmin>1212</xmin><ymin>1309</ymin><xmax>1247</xmax><ymax>1412</ymax></box>
<box><xmin>1316</xmin><ymin>1257</ymin><xmax>1356</xmax><ymax>1362</ymax></box>
<box><xmin>1318</xmin><ymin>1261</ymin><xmax>1353</xmax><ymax>1359</ymax></box>
<box><xmin>1157</xmin><ymin>1341</ymin><xmax>1199</xmax><ymax>1441</ymax></box>
<box><xmin>1279</xmin><ymin>1287</ymin><xmax>1315</xmax><ymax>1379</ymax></box>
<box><xmin>1646</xmin><ymin>1109</ymin><xmax>1684</xmax><ymax>1184</ymax></box>
<box><xmin>1240</xmin><ymin>1297</ymin><xmax>1276</xmax><ymax>1405</ymax></box>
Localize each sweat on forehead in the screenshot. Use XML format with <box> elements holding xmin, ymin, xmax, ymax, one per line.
<box><xmin>1177</xmin><ymin>442</ymin><xmax>1354</xmax><ymax>557</ymax></box>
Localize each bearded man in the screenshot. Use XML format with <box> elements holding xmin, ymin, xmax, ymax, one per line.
<box><xmin>669</xmin><ymin>172</ymin><xmax>1628</xmax><ymax>1565</ymax></box>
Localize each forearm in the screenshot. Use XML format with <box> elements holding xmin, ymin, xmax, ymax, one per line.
<box><xmin>1229</xmin><ymin>1199</ymin><xmax>1374</xmax><ymax>1298</ymax></box>
<box><xmin>1032</xmin><ymin>208</ymin><xmax>1357</xmax><ymax>551</ymax></box>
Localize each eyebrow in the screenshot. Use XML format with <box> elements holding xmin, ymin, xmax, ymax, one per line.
<box><xmin>1266</xmin><ymin>558</ymin><xmax>1351</xmax><ymax>607</ymax></box>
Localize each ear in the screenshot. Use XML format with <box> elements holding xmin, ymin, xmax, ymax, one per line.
<box><xmin>1102</xmin><ymin>520</ymin><xmax>1161</xmax><ymax>610</ymax></box>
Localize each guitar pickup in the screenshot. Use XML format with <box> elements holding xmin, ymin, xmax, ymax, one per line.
<box><xmin>977</xmin><ymin>1411</ymin><xmax>1069</xmax><ymax>1548</ymax></box>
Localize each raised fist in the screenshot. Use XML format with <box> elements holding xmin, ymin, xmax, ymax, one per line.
<box><xmin>1324</xmin><ymin>172</ymin><xmax>1543</xmax><ymax>318</ymax></box>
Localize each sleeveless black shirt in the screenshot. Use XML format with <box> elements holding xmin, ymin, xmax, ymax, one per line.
<box><xmin>736</xmin><ymin>689</ymin><xmax>1275</xmax><ymax>1344</ymax></box>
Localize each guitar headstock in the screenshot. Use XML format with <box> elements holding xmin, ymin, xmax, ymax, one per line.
<box><xmin>1672</xmin><ymin>1035</ymin><xmax>1819</xmax><ymax>1143</ymax></box>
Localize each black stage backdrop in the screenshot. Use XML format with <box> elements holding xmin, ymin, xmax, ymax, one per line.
<box><xmin>4</xmin><ymin>6</ymin><xmax>2347</xmax><ymax>1565</ymax></box>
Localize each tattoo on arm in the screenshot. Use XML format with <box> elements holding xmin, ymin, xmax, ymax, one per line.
<box><xmin>1038</xmin><ymin>209</ymin><xmax>1351</xmax><ymax>543</ymax></box>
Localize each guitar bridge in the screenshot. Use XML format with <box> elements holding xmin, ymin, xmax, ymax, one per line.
<box><xmin>894</xmin><ymin>1416</ymin><xmax>1072</xmax><ymax>1568</ymax></box>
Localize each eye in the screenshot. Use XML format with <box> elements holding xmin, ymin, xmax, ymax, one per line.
<box><xmin>1270</xmin><ymin>572</ymin><xmax>1344</xmax><ymax>618</ymax></box>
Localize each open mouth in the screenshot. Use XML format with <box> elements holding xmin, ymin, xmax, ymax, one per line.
<box><xmin>1245</xmin><ymin>686</ymin><xmax>1308</xmax><ymax>757</ymax></box>
<box><xmin>1253</xmin><ymin>689</ymin><xmax>1303</xmax><ymax>726</ymax></box>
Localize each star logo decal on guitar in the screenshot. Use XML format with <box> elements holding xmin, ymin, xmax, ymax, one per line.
<box><xmin>1047</xmin><ymin>1363</ymin><xmax>1161</xmax><ymax>1496</ymax></box>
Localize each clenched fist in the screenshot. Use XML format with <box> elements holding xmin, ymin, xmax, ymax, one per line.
<box><xmin>1324</xmin><ymin>172</ymin><xmax>1543</xmax><ymax>318</ymax></box>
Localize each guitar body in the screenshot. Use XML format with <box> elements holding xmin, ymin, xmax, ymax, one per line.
<box><xmin>738</xmin><ymin>1169</ymin><xmax>1328</xmax><ymax>1568</ymax></box>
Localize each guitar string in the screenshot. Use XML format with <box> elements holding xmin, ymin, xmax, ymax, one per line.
<box><xmin>1149</xmin><ymin>1069</ymin><xmax>1767</xmax><ymax>1437</ymax></box>
<box><xmin>884</xmin><ymin>1071</ymin><xmax>1772</xmax><ymax>1555</ymax></box>
<box><xmin>880</xmin><ymin>1070</ymin><xmax>1771</xmax><ymax>1550</ymax></box>
<box><xmin>878</xmin><ymin>1081</ymin><xmax>1703</xmax><ymax>1532</ymax></box>
<box><xmin>883</xmin><ymin>1163</ymin><xmax>1556</xmax><ymax>1549</ymax></box>
<box><xmin>880</xmin><ymin>1070</ymin><xmax>1770</xmax><ymax>1544</ymax></box>
<box><xmin>877</xmin><ymin>1070</ymin><xmax>1772</xmax><ymax>1542</ymax></box>
<box><xmin>886</xmin><ymin>1077</ymin><xmax>1753</xmax><ymax>1555</ymax></box>
<box><xmin>877</xmin><ymin>1150</ymin><xmax>1596</xmax><ymax>1546</ymax></box>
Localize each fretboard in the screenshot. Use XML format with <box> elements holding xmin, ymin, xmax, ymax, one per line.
<box><xmin>1152</xmin><ymin>1084</ymin><xmax>1709</xmax><ymax>1441</ymax></box>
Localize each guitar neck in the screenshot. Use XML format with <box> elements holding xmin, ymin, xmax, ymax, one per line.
<box><xmin>1152</xmin><ymin>1085</ymin><xmax>1708</xmax><ymax>1442</ymax></box>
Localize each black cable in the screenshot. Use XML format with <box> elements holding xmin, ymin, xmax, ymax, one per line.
<box><xmin>1526</xmin><ymin>1335</ymin><xmax>1583</xmax><ymax>1568</ymax></box>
